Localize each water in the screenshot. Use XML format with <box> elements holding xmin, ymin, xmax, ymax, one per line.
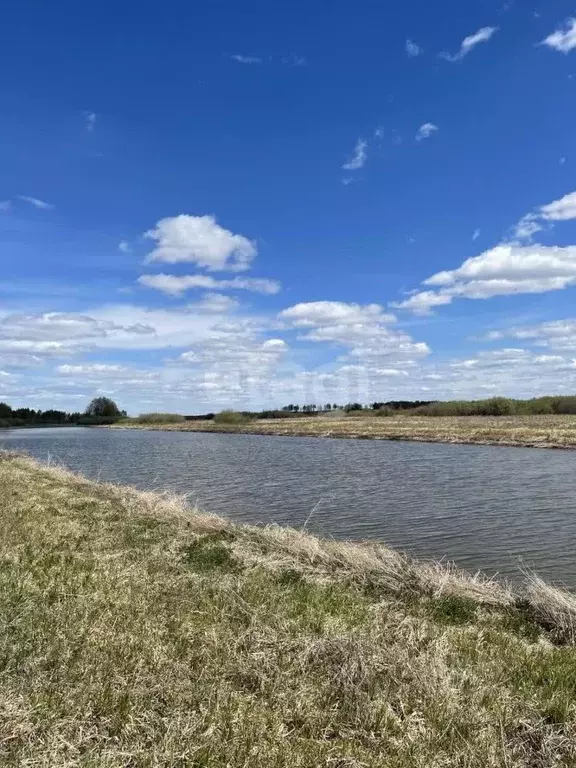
<box><xmin>1</xmin><ymin>426</ymin><xmax>575</xmax><ymax>584</ymax></box>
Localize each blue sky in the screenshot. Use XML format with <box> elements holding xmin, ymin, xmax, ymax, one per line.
<box><xmin>3</xmin><ymin>0</ymin><xmax>576</xmax><ymax>413</ymax></box>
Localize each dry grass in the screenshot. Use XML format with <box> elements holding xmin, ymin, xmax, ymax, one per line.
<box><xmin>2</xmin><ymin>451</ymin><xmax>576</xmax><ymax>766</ymax></box>
<box><xmin>111</xmin><ymin>413</ymin><xmax>576</xmax><ymax>449</ymax></box>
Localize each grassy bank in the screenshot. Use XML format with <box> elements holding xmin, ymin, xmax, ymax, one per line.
<box><xmin>112</xmin><ymin>413</ymin><xmax>576</xmax><ymax>449</ymax></box>
<box><xmin>3</xmin><ymin>452</ymin><xmax>576</xmax><ymax>765</ymax></box>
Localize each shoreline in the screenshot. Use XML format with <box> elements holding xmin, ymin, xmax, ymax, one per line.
<box><xmin>110</xmin><ymin>414</ymin><xmax>576</xmax><ymax>450</ymax></box>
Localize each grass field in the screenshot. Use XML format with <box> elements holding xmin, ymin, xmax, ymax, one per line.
<box><xmin>113</xmin><ymin>413</ymin><xmax>576</xmax><ymax>449</ymax></box>
<box><xmin>3</xmin><ymin>450</ymin><xmax>576</xmax><ymax>765</ymax></box>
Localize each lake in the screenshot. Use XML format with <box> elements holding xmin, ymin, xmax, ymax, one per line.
<box><xmin>2</xmin><ymin>426</ymin><xmax>575</xmax><ymax>584</ymax></box>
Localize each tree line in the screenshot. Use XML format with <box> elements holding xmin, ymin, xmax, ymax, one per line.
<box><xmin>0</xmin><ymin>397</ymin><xmax>126</xmax><ymax>428</ymax></box>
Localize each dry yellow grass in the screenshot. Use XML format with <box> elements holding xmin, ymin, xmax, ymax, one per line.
<box><xmin>2</xmin><ymin>450</ymin><xmax>576</xmax><ymax>766</ymax></box>
<box><xmin>112</xmin><ymin>413</ymin><xmax>576</xmax><ymax>449</ymax></box>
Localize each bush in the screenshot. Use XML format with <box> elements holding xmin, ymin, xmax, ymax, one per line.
<box><xmin>213</xmin><ymin>410</ymin><xmax>252</xmax><ymax>425</ymax></box>
<box><xmin>413</xmin><ymin>395</ymin><xmax>576</xmax><ymax>417</ymax></box>
<box><xmin>135</xmin><ymin>413</ymin><xmax>186</xmax><ymax>424</ymax></box>
<box><xmin>375</xmin><ymin>406</ymin><xmax>396</xmax><ymax>417</ymax></box>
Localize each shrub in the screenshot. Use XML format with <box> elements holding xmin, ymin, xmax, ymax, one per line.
<box><xmin>136</xmin><ymin>413</ymin><xmax>186</xmax><ymax>424</ymax></box>
<box><xmin>213</xmin><ymin>410</ymin><xmax>252</xmax><ymax>425</ymax></box>
<box><xmin>375</xmin><ymin>406</ymin><xmax>396</xmax><ymax>417</ymax></box>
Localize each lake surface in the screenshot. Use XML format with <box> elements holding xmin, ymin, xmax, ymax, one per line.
<box><xmin>2</xmin><ymin>426</ymin><xmax>575</xmax><ymax>584</ymax></box>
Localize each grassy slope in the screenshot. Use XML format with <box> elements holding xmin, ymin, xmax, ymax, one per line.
<box><xmin>2</xmin><ymin>453</ymin><xmax>576</xmax><ymax>766</ymax></box>
<box><xmin>112</xmin><ymin>414</ymin><xmax>576</xmax><ymax>449</ymax></box>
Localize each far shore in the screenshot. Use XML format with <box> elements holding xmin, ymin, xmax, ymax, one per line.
<box><xmin>111</xmin><ymin>413</ymin><xmax>576</xmax><ymax>450</ymax></box>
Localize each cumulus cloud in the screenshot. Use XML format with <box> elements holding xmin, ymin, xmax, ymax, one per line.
<box><xmin>440</xmin><ymin>26</ymin><xmax>498</xmax><ymax>62</ymax></box>
<box><xmin>17</xmin><ymin>195</ymin><xmax>54</xmax><ymax>210</ymax></box>
<box><xmin>342</xmin><ymin>138</ymin><xmax>367</xmax><ymax>170</ymax></box>
<box><xmin>405</xmin><ymin>39</ymin><xmax>422</xmax><ymax>57</ymax></box>
<box><xmin>138</xmin><ymin>273</ymin><xmax>280</xmax><ymax>297</ymax></box>
<box><xmin>542</xmin><ymin>18</ymin><xmax>576</xmax><ymax>53</ymax></box>
<box><xmin>415</xmin><ymin>123</ymin><xmax>438</xmax><ymax>142</ymax></box>
<box><xmin>396</xmin><ymin>189</ymin><xmax>576</xmax><ymax>314</ymax></box>
<box><xmin>513</xmin><ymin>190</ymin><xmax>576</xmax><ymax>241</ymax></box>
<box><xmin>194</xmin><ymin>293</ymin><xmax>240</xmax><ymax>314</ymax></box>
<box><xmin>280</xmin><ymin>301</ymin><xmax>429</xmax><ymax>363</ymax></box>
<box><xmin>118</xmin><ymin>240</ymin><xmax>131</xmax><ymax>253</ymax></box>
<box><xmin>486</xmin><ymin>319</ymin><xmax>576</xmax><ymax>350</ymax></box>
<box><xmin>280</xmin><ymin>301</ymin><xmax>396</xmax><ymax>328</ymax></box>
<box><xmin>394</xmin><ymin>244</ymin><xmax>576</xmax><ymax>314</ymax></box>
<box><xmin>145</xmin><ymin>214</ymin><xmax>256</xmax><ymax>271</ymax></box>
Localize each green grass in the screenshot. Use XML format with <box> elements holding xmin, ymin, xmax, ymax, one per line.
<box><xmin>2</xmin><ymin>451</ymin><xmax>576</xmax><ymax>766</ymax></box>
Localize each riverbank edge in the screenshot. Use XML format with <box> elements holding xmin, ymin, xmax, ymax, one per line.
<box><xmin>2</xmin><ymin>448</ymin><xmax>574</xmax><ymax>619</ymax></box>
<box><xmin>109</xmin><ymin>419</ymin><xmax>576</xmax><ymax>450</ymax></box>
<box><xmin>4</xmin><ymin>449</ymin><xmax>576</xmax><ymax>764</ymax></box>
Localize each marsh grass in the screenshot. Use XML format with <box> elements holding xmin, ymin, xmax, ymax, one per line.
<box><xmin>2</xmin><ymin>451</ymin><xmax>576</xmax><ymax>766</ymax></box>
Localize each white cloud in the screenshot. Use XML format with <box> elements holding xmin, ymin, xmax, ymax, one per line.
<box><xmin>542</xmin><ymin>18</ymin><xmax>576</xmax><ymax>53</ymax></box>
<box><xmin>0</xmin><ymin>201</ymin><xmax>11</xmax><ymax>212</ymax></box>
<box><xmin>280</xmin><ymin>301</ymin><xmax>429</xmax><ymax>364</ymax></box>
<box><xmin>415</xmin><ymin>123</ymin><xmax>438</xmax><ymax>142</ymax></box>
<box><xmin>486</xmin><ymin>319</ymin><xmax>576</xmax><ymax>350</ymax></box>
<box><xmin>17</xmin><ymin>195</ymin><xmax>54</xmax><ymax>210</ymax></box>
<box><xmin>393</xmin><ymin>291</ymin><xmax>454</xmax><ymax>314</ymax></box>
<box><xmin>0</xmin><ymin>312</ymin><xmax>153</xmax><ymax>343</ymax></box>
<box><xmin>145</xmin><ymin>214</ymin><xmax>256</xmax><ymax>271</ymax></box>
<box><xmin>513</xmin><ymin>214</ymin><xmax>543</xmax><ymax>241</ymax></box>
<box><xmin>539</xmin><ymin>191</ymin><xmax>576</xmax><ymax>221</ymax></box>
<box><xmin>229</xmin><ymin>54</ymin><xmax>262</xmax><ymax>64</ymax></box>
<box><xmin>58</xmin><ymin>363</ymin><xmax>143</xmax><ymax>376</ymax></box>
<box><xmin>342</xmin><ymin>138</ymin><xmax>367</xmax><ymax>170</ymax></box>
<box><xmin>84</xmin><ymin>111</ymin><xmax>96</xmax><ymax>131</ymax></box>
<box><xmin>280</xmin><ymin>301</ymin><xmax>396</xmax><ymax>328</ymax></box>
<box><xmin>0</xmin><ymin>311</ymin><xmax>155</xmax><ymax>367</ymax></box>
<box><xmin>472</xmin><ymin>229</ymin><xmax>480</xmax><ymax>241</ymax></box>
<box><xmin>194</xmin><ymin>293</ymin><xmax>240</xmax><ymax>313</ymax></box>
<box><xmin>405</xmin><ymin>39</ymin><xmax>422</xmax><ymax>57</ymax></box>
<box><xmin>440</xmin><ymin>26</ymin><xmax>498</xmax><ymax>62</ymax></box>
<box><xmin>513</xmin><ymin>189</ymin><xmax>576</xmax><ymax>241</ymax></box>
<box><xmin>138</xmin><ymin>273</ymin><xmax>280</xmax><ymax>297</ymax></box>
<box><xmin>396</xmin><ymin>188</ymin><xmax>576</xmax><ymax>314</ymax></box>
<box><xmin>394</xmin><ymin>244</ymin><xmax>576</xmax><ymax>314</ymax></box>
<box><xmin>118</xmin><ymin>240</ymin><xmax>131</xmax><ymax>253</ymax></box>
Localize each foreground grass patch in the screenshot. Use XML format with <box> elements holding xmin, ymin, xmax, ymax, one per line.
<box><xmin>2</xmin><ymin>452</ymin><xmax>576</xmax><ymax>766</ymax></box>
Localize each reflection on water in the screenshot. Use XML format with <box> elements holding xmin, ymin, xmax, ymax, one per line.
<box><xmin>1</xmin><ymin>426</ymin><xmax>575</xmax><ymax>583</ymax></box>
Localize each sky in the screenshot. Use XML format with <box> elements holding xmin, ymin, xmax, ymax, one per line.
<box><xmin>3</xmin><ymin>0</ymin><xmax>576</xmax><ymax>414</ymax></box>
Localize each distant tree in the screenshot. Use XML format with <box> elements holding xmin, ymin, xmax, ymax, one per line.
<box><xmin>344</xmin><ymin>403</ymin><xmax>363</xmax><ymax>412</ymax></box>
<box><xmin>0</xmin><ymin>402</ymin><xmax>13</xmax><ymax>418</ymax></box>
<box><xmin>332</xmin><ymin>404</ymin><xmax>339</xmax><ymax>411</ymax></box>
<box><xmin>39</xmin><ymin>409</ymin><xmax>68</xmax><ymax>424</ymax></box>
<box><xmin>325</xmin><ymin>403</ymin><xmax>332</xmax><ymax>411</ymax></box>
<box><xmin>13</xmin><ymin>408</ymin><xmax>36</xmax><ymax>421</ymax></box>
<box><xmin>293</xmin><ymin>404</ymin><xmax>300</xmax><ymax>413</ymax></box>
<box><xmin>84</xmin><ymin>397</ymin><xmax>123</xmax><ymax>421</ymax></box>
